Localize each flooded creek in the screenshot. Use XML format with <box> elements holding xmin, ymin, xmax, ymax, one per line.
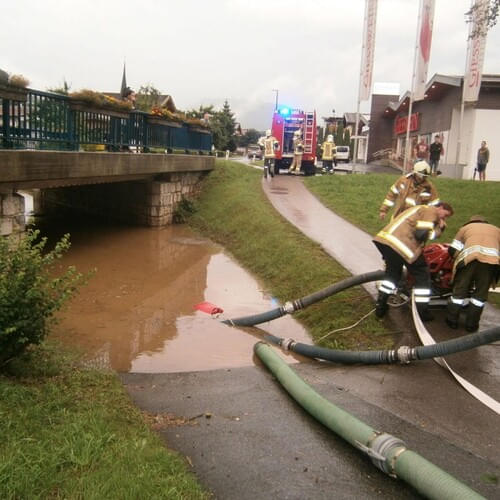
<box><xmin>41</xmin><ymin>218</ymin><xmax>311</xmax><ymax>373</ymax></box>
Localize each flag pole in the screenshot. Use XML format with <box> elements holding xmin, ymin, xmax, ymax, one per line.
<box><xmin>353</xmin><ymin>0</ymin><xmax>368</xmax><ymax>175</ymax></box>
<box><xmin>455</xmin><ymin>0</ymin><xmax>474</xmax><ymax>178</ymax></box>
<box><xmin>403</xmin><ymin>0</ymin><xmax>423</xmax><ymax>174</ymax></box>
<box><xmin>355</xmin><ymin>0</ymin><xmax>377</xmax><ymax>173</ymax></box>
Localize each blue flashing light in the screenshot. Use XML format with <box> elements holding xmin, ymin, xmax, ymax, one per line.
<box><xmin>279</xmin><ymin>107</ymin><xmax>290</xmax><ymax>116</ymax></box>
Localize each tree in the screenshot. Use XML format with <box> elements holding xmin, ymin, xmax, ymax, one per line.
<box><xmin>466</xmin><ymin>0</ymin><xmax>499</xmax><ymax>37</ymax></box>
<box><xmin>334</xmin><ymin>123</ymin><xmax>345</xmax><ymax>147</ymax></box>
<box><xmin>211</xmin><ymin>100</ymin><xmax>237</xmax><ymax>151</ymax></box>
<box><xmin>135</xmin><ymin>83</ymin><xmax>161</xmax><ymax>112</ymax></box>
<box><xmin>236</xmin><ymin>128</ymin><xmax>262</xmax><ymax>147</ymax></box>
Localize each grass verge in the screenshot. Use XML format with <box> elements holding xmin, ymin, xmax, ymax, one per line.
<box><xmin>0</xmin><ymin>343</ymin><xmax>209</xmax><ymax>499</ymax></box>
<box><xmin>303</xmin><ymin>173</ymin><xmax>500</xmax><ymax>239</ymax></box>
<box><xmin>188</xmin><ymin>160</ymin><xmax>392</xmax><ymax>351</ymax></box>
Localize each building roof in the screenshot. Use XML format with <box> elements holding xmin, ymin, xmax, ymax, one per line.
<box><xmin>381</xmin><ymin>73</ymin><xmax>500</xmax><ymax>117</ymax></box>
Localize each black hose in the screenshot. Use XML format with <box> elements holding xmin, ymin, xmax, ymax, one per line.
<box><xmin>267</xmin><ymin>326</ymin><xmax>500</xmax><ymax>364</ymax></box>
<box><xmin>222</xmin><ymin>270</ymin><xmax>384</xmax><ymax>327</ymax></box>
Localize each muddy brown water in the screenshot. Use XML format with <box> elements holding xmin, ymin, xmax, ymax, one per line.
<box><xmin>40</xmin><ymin>217</ymin><xmax>311</xmax><ymax>373</ymax></box>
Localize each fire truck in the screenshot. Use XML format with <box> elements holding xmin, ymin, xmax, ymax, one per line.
<box><xmin>270</xmin><ymin>107</ymin><xmax>317</xmax><ymax>176</ymax></box>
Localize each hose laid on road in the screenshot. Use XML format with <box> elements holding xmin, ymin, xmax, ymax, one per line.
<box><xmin>265</xmin><ymin>326</ymin><xmax>500</xmax><ymax>365</ymax></box>
<box><xmin>222</xmin><ymin>270</ymin><xmax>384</xmax><ymax>327</ymax></box>
<box><xmin>254</xmin><ymin>342</ymin><xmax>485</xmax><ymax>500</ymax></box>
<box><xmin>410</xmin><ymin>294</ymin><xmax>500</xmax><ymax>415</ymax></box>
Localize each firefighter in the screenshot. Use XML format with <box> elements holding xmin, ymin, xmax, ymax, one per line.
<box><xmin>321</xmin><ymin>135</ymin><xmax>337</xmax><ymax>173</ymax></box>
<box><xmin>373</xmin><ymin>202</ymin><xmax>454</xmax><ymax>321</ymax></box>
<box><xmin>263</xmin><ymin>129</ymin><xmax>280</xmax><ymax>178</ymax></box>
<box><xmin>379</xmin><ymin>160</ymin><xmax>440</xmax><ymax>220</ymax></box>
<box><xmin>288</xmin><ymin>129</ymin><xmax>304</xmax><ymax>175</ymax></box>
<box><xmin>445</xmin><ymin>215</ymin><xmax>500</xmax><ymax>332</ymax></box>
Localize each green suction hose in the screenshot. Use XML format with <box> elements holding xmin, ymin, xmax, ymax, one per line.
<box><xmin>254</xmin><ymin>342</ymin><xmax>484</xmax><ymax>500</ymax></box>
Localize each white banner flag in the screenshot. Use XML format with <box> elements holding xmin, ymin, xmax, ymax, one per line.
<box><xmin>413</xmin><ymin>0</ymin><xmax>435</xmax><ymax>101</ymax></box>
<box><xmin>358</xmin><ymin>0</ymin><xmax>378</xmax><ymax>102</ymax></box>
<box><xmin>463</xmin><ymin>0</ymin><xmax>489</xmax><ymax>102</ymax></box>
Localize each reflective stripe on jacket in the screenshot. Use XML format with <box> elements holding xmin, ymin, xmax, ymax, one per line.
<box><xmin>374</xmin><ymin>205</ymin><xmax>443</xmax><ymax>264</ymax></box>
<box><xmin>321</xmin><ymin>142</ymin><xmax>336</xmax><ymax>160</ymax></box>
<box><xmin>380</xmin><ymin>174</ymin><xmax>439</xmax><ymax>218</ymax></box>
<box><xmin>451</xmin><ymin>221</ymin><xmax>500</xmax><ymax>278</ymax></box>
<box><xmin>264</xmin><ymin>137</ymin><xmax>279</xmax><ymax>158</ymax></box>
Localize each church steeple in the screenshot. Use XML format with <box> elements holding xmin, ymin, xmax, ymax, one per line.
<box><xmin>120</xmin><ymin>62</ymin><xmax>127</xmax><ymax>97</ymax></box>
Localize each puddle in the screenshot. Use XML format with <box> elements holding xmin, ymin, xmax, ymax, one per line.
<box><xmin>45</xmin><ymin>221</ymin><xmax>311</xmax><ymax>372</ymax></box>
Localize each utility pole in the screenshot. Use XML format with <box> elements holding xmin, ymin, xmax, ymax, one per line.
<box><xmin>272</xmin><ymin>89</ymin><xmax>279</xmax><ymax>110</ymax></box>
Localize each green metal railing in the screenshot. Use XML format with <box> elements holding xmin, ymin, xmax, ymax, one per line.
<box><xmin>0</xmin><ymin>88</ymin><xmax>212</xmax><ymax>153</ymax></box>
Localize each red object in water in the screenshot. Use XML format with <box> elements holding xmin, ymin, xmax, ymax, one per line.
<box><xmin>194</xmin><ymin>302</ymin><xmax>224</xmax><ymax>315</ymax></box>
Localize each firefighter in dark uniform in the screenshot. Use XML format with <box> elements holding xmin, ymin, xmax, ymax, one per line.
<box><xmin>446</xmin><ymin>215</ymin><xmax>500</xmax><ymax>332</ymax></box>
<box><xmin>373</xmin><ymin>202</ymin><xmax>454</xmax><ymax>321</ymax></box>
<box><xmin>262</xmin><ymin>129</ymin><xmax>280</xmax><ymax>178</ymax></box>
<box><xmin>379</xmin><ymin>161</ymin><xmax>440</xmax><ymax>221</ymax></box>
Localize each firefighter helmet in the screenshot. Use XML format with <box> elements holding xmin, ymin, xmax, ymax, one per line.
<box><xmin>413</xmin><ymin>160</ymin><xmax>431</xmax><ymax>176</ymax></box>
<box><xmin>327</xmin><ymin>134</ymin><xmax>333</xmax><ymax>142</ymax></box>
<box><xmin>294</xmin><ymin>129</ymin><xmax>302</xmax><ymax>137</ymax></box>
<box><xmin>266</xmin><ymin>129</ymin><xmax>271</xmax><ymax>137</ymax></box>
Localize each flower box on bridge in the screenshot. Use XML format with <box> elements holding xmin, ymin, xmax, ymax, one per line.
<box><xmin>0</xmin><ymin>84</ymin><xmax>28</xmax><ymax>102</ymax></box>
<box><xmin>68</xmin><ymin>100</ymin><xmax>130</xmax><ymax>119</ymax></box>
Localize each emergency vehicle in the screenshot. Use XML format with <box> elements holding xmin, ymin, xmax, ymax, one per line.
<box><xmin>270</xmin><ymin>107</ymin><xmax>317</xmax><ymax>176</ymax></box>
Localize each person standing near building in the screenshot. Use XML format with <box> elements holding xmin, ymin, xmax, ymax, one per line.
<box><xmin>373</xmin><ymin>202</ymin><xmax>454</xmax><ymax>321</ymax></box>
<box><xmin>415</xmin><ymin>138</ymin><xmax>429</xmax><ymax>161</ymax></box>
<box><xmin>288</xmin><ymin>129</ymin><xmax>304</xmax><ymax>175</ymax></box>
<box><xmin>429</xmin><ymin>135</ymin><xmax>444</xmax><ymax>176</ymax></box>
<box><xmin>445</xmin><ymin>215</ymin><xmax>500</xmax><ymax>332</ymax></box>
<box><xmin>321</xmin><ymin>135</ymin><xmax>337</xmax><ymax>174</ymax></box>
<box><xmin>263</xmin><ymin>129</ymin><xmax>280</xmax><ymax>178</ymax></box>
<box><xmin>379</xmin><ymin>160</ymin><xmax>440</xmax><ymax>221</ymax></box>
<box><xmin>476</xmin><ymin>140</ymin><xmax>490</xmax><ymax>181</ymax></box>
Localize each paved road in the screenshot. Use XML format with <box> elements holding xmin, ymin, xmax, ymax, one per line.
<box><xmin>121</xmin><ymin>164</ymin><xmax>500</xmax><ymax>499</ymax></box>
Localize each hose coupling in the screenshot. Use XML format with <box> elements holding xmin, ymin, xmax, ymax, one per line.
<box><xmin>356</xmin><ymin>432</ymin><xmax>407</xmax><ymax>478</ymax></box>
<box><xmin>280</xmin><ymin>338</ymin><xmax>296</xmax><ymax>351</ymax></box>
<box><xmin>283</xmin><ymin>301</ymin><xmax>295</xmax><ymax>314</ymax></box>
<box><xmin>396</xmin><ymin>346</ymin><xmax>416</xmax><ymax>364</ymax></box>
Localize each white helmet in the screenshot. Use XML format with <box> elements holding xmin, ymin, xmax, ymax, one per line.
<box><xmin>413</xmin><ymin>160</ymin><xmax>431</xmax><ymax>176</ymax></box>
<box><xmin>327</xmin><ymin>134</ymin><xmax>333</xmax><ymax>142</ymax></box>
<box><xmin>294</xmin><ymin>129</ymin><xmax>302</xmax><ymax>137</ymax></box>
<box><xmin>266</xmin><ymin>129</ymin><xmax>272</xmax><ymax>137</ymax></box>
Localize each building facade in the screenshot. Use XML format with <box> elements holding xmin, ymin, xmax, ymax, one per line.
<box><xmin>367</xmin><ymin>74</ymin><xmax>500</xmax><ymax>181</ymax></box>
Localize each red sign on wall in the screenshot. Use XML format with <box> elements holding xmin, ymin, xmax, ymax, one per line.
<box><xmin>394</xmin><ymin>113</ymin><xmax>420</xmax><ymax>135</ymax></box>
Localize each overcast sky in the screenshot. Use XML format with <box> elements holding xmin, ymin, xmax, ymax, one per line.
<box><xmin>3</xmin><ymin>0</ymin><xmax>500</xmax><ymax>130</ymax></box>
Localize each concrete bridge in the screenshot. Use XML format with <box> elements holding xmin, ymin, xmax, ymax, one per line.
<box><xmin>0</xmin><ymin>150</ymin><xmax>214</xmax><ymax>236</ymax></box>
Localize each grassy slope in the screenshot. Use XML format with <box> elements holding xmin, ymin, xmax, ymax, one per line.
<box><xmin>188</xmin><ymin>160</ymin><xmax>392</xmax><ymax>351</ymax></box>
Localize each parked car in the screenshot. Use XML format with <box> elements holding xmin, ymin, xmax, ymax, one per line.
<box><xmin>336</xmin><ymin>145</ymin><xmax>350</xmax><ymax>163</ymax></box>
<box><xmin>247</xmin><ymin>145</ymin><xmax>263</xmax><ymax>159</ymax></box>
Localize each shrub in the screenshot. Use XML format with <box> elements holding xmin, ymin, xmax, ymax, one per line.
<box><xmin>0</xmin><ymin>230</ymin><xmax>84</xmax><ymax>367</ymax></box>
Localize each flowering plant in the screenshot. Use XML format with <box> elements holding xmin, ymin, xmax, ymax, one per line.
<box><xmin>70</xmin><ymin>89</ymin><xmax>132</xmax><ymax>112</ymax></box>
<box><xmin>8</xmin><ymin>74</ymin><xmax>30</xmax><ymax>88</ymax></box>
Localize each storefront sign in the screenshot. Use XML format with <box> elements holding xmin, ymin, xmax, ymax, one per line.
<box><xmin>394</xmin><ymin>113</ymin><xmax>420</xmax><ymax>135</ymax></box>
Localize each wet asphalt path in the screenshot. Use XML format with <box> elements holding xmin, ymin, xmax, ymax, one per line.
<box><xmin>121</xmin><ymin>163</ymin><xmax>500</xmax><ymax>499</ymax></box>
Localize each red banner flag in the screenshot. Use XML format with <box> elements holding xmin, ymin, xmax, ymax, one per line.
<box><xmin>413</xmin><ymin>0</ymin><xmax>435</xmax><ymax>101</ymax></box>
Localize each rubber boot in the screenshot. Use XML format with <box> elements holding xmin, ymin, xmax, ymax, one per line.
<box><xmin>375</xmin><ymin>292</ymin><xmax>389</xmax><ymax>318</ymax></box>
<box><xmin>465</xmin><ymin>303</ymin><xmax>483</xmax><ymax>332</ymax></box>
<box><xmin>445</xmin><ymin>301</ymin><xmax>461</xmax><ymax>329</ymax></box>
<box><xmin>416</xmin><ymin>302</ymin><xmax>434</xmax><ymax>322</ymax></box>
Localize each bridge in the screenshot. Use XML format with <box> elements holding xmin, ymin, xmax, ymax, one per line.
<box><xmin>0</xmin><ymin>84</ymin><xmax>214</xmax><ymax>236</ymax></box>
